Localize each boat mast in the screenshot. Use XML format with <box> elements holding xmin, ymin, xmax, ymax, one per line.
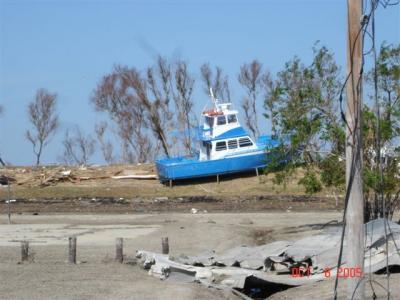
<box><xmin>209</xmin><ymin>88</ymin><xmax>218</xmax><ymax>110</ymax></box>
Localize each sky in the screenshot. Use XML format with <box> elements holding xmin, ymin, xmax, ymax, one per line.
<box><xmin>0</xmin><ymin>0</ymin><xmax>399</xmax><ymax>165</ymax></box>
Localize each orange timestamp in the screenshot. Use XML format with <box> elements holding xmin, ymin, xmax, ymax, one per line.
<box><xmin>290</xmin><ymin>266</ymin><xmax>363</xmax><ymax>278</ymax></box>
<box><xmin>324</xmin><ymin>266</ymin><xmax>363</xmax><ymax>278</ymax></box>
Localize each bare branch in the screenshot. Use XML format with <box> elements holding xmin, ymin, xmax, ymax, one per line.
<box><xmin>95</xmin><ymin>121</ymin><xmax>115</xmax><ymax>164</ymax></box>
<box><xmin>61</xmin><ymin>127</ymin><xmax>95</xmax><ymax>166</ymax></box>
<box><xmin>173</xmin><ymin>60</ymin><xmax>195</xmax><ymax>153</ymax></box>
<box><xmin>25</xmin><ymin>89</ymin><xmax>59</xmax><ymax>165</ymax></box>
<box><xmin>91</xmin><ymin>65</ymin><xmax>153</xmax><ymax>163</ymax></box>
<box><xmin>200</xmin><ymin>63</ymin><xmax>231</xmax><ymax>102</ymax></box>
<box><xmin>238</xmin><ymin>60</ymin><xmax>262</xmax><ymax>137</ymax></box>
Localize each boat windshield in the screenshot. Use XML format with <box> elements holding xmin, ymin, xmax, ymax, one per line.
<box><xmin>217</xmin><ymin>116</ymin><xmax>226</xmax><ymax>125</ymax></box>
<box><xmin>205</xmin><ymin>116</ymin><xmax>214</xmax><ymax>128</ymax></box>
<box><xmin>228</xmin><ymin>114</ymin><xmax>237</xmax><ymax>123</ymax></box>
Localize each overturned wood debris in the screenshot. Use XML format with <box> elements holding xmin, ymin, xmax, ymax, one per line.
<box><xmin>0</xmin><ymin>164</ymin><xmax>157</xmax><ymax>187</ymax></box>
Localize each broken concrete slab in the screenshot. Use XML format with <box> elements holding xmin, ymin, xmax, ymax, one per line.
<box><xmin>137</xmin><ymin>218</ymin><xmax>400</xmax><ymax>299</ymax></box>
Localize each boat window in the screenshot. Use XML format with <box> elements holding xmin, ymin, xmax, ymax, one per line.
<box><xmin>228</xmin><ymin>114</ymin><xmax>237</xmax><ymax>123</ymax></box>
<box><xmin>216</xmin><ymin>141</ymin><xmax>227</xmax><ymax>151</ymax></box>
<box><xmin>239</xmin><ymin>137</ymin><xmax>253</xmax><ymax>147</ymax></box>
<box><xmin>228</xmin><ymin>139</ymin><xmax>238</xmax><ymax>149</ymax></box>
<box><xmin>217</xmin><ymin>116</ymin><xmax>226</xmax><ymax>125</ymax></box>
<box><xmin>205</xmin><ymin>117</ymin><xmax>214</xmax><ymax>127</ymax></box>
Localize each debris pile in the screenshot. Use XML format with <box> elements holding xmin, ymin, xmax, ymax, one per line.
<box><xmin>0</xmin><ymin>174</ymin><xmax>15</xmax><ymax>185</ymax></box>
<box><xmin>137</xmin><ymin>219</ymin><xmax>400</xmax><ymax>299</ymax></box>
<box><xmin>0</xmin><ymin>164</ymin><xmax>157</xmax><ymax>187</ymax></box>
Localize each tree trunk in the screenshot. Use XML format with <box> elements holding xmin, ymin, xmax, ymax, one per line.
<box><xmin>35</xmin><ymin>141</ymin><xmax>44</xmax><ymax>166</ymax></box>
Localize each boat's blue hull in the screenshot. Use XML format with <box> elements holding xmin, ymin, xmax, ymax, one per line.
<box><xmin>156</xmin><ymin>150</ymin><xmax>269</xmax><ymax>181</ymax></box>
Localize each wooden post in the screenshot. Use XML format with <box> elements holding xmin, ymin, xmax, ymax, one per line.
<box><xmin>68</xmin><ymin>237</ymin><xmax>77</xmax><ymax>264</ymax></box>
<box><xmin>255</xmin><ymin>168</ymin><xmax>261</xmax><ymax>183</ymax></box>
<box><xmin>345</xmin><ymin>0</ymin><xmax>365</xmax><ymax>299</ymax></box>
<box><xmin>216</xmin><ymin>174</ymin><xmax>220</xmax><ymax>184</ymax></box>
<box><xmin>161</xmin><ymin>237</ymin><xmax>169</xmax><ymax>255</ymax></box>
<box><xmin>7</xmin><ymin>180</ymin><xmax>11</xmax><ymax>224</ymax></box>
<box><xmin>115</xmin><ymin>238</ymin><xmax>123</xmax><ymax>263</ymax></box>
<box><xmin>169</xmin><ymin>179</ymin><xmax>173</xmax><ymax>188</ymax></box>
<box><xmin>21</xmin><ymin>241</ymin><xmax>29</xmax><ymax>262</ymax></box>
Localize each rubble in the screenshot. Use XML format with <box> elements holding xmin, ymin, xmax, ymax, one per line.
<box><xmin>112</xmin><ymin>174</ymin><xmax>157</xmax><ymax>179</ymax></box>
<box><xmin>0</xmin><ymin>164</ymin><xmax>157</xmax><ymax>187</ymax></box>
<box><xmin>112</xmin><ymin>168</ymin><xmax>157</xmax><ymax>180</ymax></box>
<box><xmin>0</xmin><ymin>174</ymin><xmax>15</xmax><ymax>185</ymax></box>
<box><xmin>136</xmin><ymin>218</ymin><xmax>400</xmax><ymax>299</ymax></box>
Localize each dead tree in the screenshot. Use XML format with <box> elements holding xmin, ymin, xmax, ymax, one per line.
<box><xmin>238</xmin><ymin>60</ymin><xmax>262</xmax><ymax>138</ymax></box>
<box><xmin>26</xmin><ymin>89</ymin><xmax>59</xmax><ymax>166</ymax></box>
<box><xmin>61</xmin><ymin>127</ymin><xmax>95</xmax><ymax>165</ymax></box>
<box><xmin>143</xmin><ymin>56</ymin><xmax>175</xmax><ymax>157</ymax></box>
<box><xmin>91</xmin><ymin>65</ymin><xmax>152</xmax><ymax>163</ymax></box>
<box><xmin>200</xmin><ymin>63</ymin><xmax>231</xmax><ymax>102</ymax></box>
<box><xmin>95</xmin><ymin>122</ymin><xmax>115</xmax><ymax>164</ymax></box>
<box><xmin>173</xmin><ymin>60</ymin><xmax>195</xmax><ymax>153</ymax></box>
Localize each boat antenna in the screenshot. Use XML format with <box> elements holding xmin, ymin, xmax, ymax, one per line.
<box><xmin>209</xmin><ymin>88</ymin><xmax>218</xmax><ymax>109</ymax></box>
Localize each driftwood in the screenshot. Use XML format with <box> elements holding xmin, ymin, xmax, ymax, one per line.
<box><xmin>112</xmin><ymin>174</ymin><xmax>157</xmax><ymax>180</ymax></box>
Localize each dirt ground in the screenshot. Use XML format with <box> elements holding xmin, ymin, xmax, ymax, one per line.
<box><xmin>0</xmin><ymin>164</ymin><xmax>346</xmax><ymax>216</ymax></box>
<box><xmin>1</xmin><ymin>212</ymin><xmax>398</xmax><ymax>299</ymax></box>
<box><xmin>1</xmin><ymin>166</ymin><xmax>399</xmax><ymax>299</ymax></box>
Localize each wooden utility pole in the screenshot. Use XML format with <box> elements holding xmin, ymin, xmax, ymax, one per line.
<box><xmin>346</xmin><ymin>0</ymin><xmax>365</xmax><ymax>299</ymax></box>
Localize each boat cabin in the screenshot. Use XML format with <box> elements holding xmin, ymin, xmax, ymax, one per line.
<box><xmin>199</xmin><ymin>102</ymin><xmax>257</xmax><ymax>161</ymax></box>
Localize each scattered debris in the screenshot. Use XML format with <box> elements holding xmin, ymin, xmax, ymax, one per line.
<box><xmin>137</xmin><ymin>219</ymin><xmax>400</xmax><ymax>299</ymax></box>
<box><xmin>0</xmin><ymin>165</ymin><xmax>157</xmax><ymax>187</ymax></box>
<box><xmin>112</xmin><ymin>174</ymin><xmax>157</xmax><ymax>180</ymax></box>
<box><xmin>112</xmin><ymin>168</ymin><xmax>157</xmax><ymax>180</ymax></box>
<box><xmin>60</xmin><ymin>170</ymin><xmax>72</xmax><ymax>177</ymax></box>
<box><xmin>154</xmin><ymin>197</ymin><xmax>169</xmax><ymax>202</ymax></box>
<box><xmin>191</xmin><ymin>208</ymin><xmax>198</xmax><ymax>214</ymax></box>
<box><xmin>0</xmin><ymin>174</ymin><xmax>15</xmax><ymax>185</ymax></box>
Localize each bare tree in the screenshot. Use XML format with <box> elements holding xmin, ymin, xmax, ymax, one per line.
<box><xmin>238</xmin><ymin>60</ymin><xmax>262</xmax><ymax>138</ymax></box>
<box><xmin>200</xmin><ymin>63</ymin><xmax>231</xmax><ymax>102</ymax></box>
<box><xmin>172</xmin><ymin>60</ymin><xmax>195</xmax><ymax>153</ymax></box>
<box><xmin>61</xmin><ymin>127</ymin><xmax>95</xmax><ymax>165</ymax></box>
<box><xmin>91</xmin><ymin>65</ymin><xmax>152</xmax><ymax>163</ymax></box>
<box><xmin>95</xmin><ymin>121</ymin><xmax>115</xmax><ymax>164</ymax></box>
<box><xmin>143</xmin><ymin>56</ymin><xmax>175</xmax><ymax>157</ymax></box>
<box><xmin>26</xmin><ymin>89</ymin><xmax>59</xmax><ymax>166</ymax></box>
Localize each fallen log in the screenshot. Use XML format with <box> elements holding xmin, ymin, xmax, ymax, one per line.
<box><xmin>112</xmin><ymin>174</ymin><xmax>157</xmax><ymax>180</ymax></box>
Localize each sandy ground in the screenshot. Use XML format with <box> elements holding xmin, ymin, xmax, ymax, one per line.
<box><xmin>0</xmin><ymin>212</ymin><xmax>399</xmax><ymax>299</ymax></box>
